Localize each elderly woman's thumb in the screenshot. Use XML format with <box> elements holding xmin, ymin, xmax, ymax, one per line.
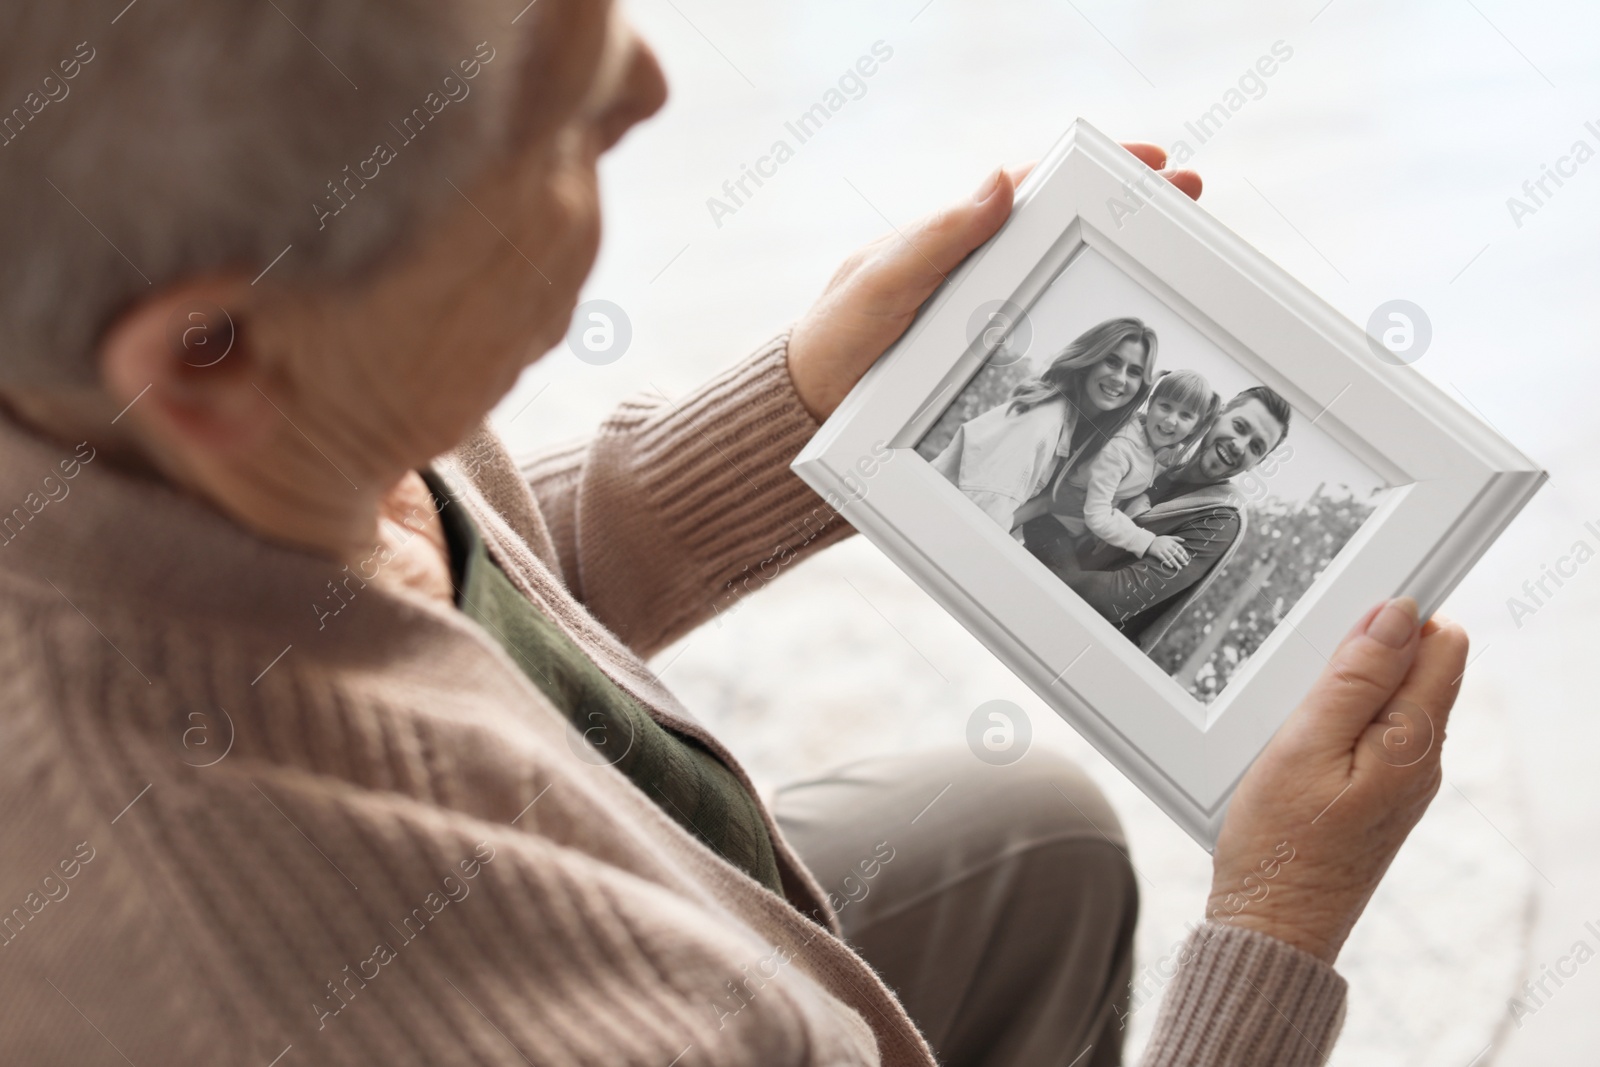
<box><xmin>901</xmin><ymin>166</ymin><xmax>1019</xmax><ymax>281</ymax></box>
<box><xmin>1285</xmin><ymin>597</ymin><xmax>1422</xmax><ymax>752</ymax></box>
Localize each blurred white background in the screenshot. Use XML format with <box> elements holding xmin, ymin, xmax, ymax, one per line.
<box><xmin>491</xmin><ymin>1</ymin><xmax>1600</xmax><ymax>1062</ymax></box>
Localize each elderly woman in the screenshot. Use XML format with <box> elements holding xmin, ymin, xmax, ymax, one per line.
<box><xmin>0</xmin><ymin>3</ymin><xmax>1466</xmax><ymax>1066</ymax></box>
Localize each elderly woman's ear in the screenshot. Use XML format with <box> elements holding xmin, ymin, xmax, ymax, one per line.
<box><xmin>96</xmin><ymin>279</ymin><xmax>280</xmax><ymax>460</ymax></box>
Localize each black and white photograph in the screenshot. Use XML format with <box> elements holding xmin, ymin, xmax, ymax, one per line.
<box><xmin>918</xmin><ymin>247</ymin><xmax>1388</xmax><ymax>702</ymax></box>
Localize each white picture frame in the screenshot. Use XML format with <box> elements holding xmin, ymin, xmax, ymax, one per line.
<box><xmin>792</xmin><ymin>118</ymin><xmax>1544</xmax><ymax>849</ymax></box>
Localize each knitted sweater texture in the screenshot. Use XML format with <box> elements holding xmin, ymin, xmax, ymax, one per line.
<box><xmin>0</xmin><ymin>334</ymin><xmax>1346</xmax><ymax>1065</ymax></box>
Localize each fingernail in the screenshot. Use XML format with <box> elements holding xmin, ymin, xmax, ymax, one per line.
<box><xmin>973</xmin><ymin>166</ymin><xmax>1004</xmax><ymax>204</ymax></box>
<box><xmin>1366</xmin><ymin>596</ymin><xmax>1419</xmax><ymax>649</ymax></box>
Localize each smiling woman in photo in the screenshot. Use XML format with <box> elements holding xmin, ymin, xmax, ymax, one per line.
<box><xmin>928</xmin><ymin>317</ymin><xmax>1158</xmax><ymax>536</ymax></box>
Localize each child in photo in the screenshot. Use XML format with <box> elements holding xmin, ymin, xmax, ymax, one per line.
<box><xmin>1047</xmin><ymin>369</ymin><xmax>1219</xmax><ymax>571</ymax></box>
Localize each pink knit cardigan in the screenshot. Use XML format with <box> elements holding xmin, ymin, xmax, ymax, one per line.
<box><xmin>0</xmin><ymin>334</ymin><xmax>1345</xmax><ymax>1065</ymax></box>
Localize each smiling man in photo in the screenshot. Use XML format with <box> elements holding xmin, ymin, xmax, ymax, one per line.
<box><xmin>1022</xmin><ymin>385</ymin><xmax>1291</xmax><ymax>650</ymax></box>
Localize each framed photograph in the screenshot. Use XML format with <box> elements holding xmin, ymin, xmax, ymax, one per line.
<box><xmin>792</xmin><ymin>119</ymin><xmax>1544</xmax><ymax>848</ymax></box>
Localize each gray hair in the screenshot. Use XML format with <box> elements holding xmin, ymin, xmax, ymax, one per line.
<box><xmin>0</xmin><ymin>1</ymin><xmax>516</xmax><ymax>388</ymax></box>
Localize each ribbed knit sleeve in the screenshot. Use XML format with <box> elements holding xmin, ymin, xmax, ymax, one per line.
<box><xmin>1139</xmin><ymin>923</ymin><xmax>1348</xmax><ymax>1066</ymax></box>
<box><xmin>518</xmin><ymin>333</ymin><xmax>854</xmax><ymax>658</ymax></box>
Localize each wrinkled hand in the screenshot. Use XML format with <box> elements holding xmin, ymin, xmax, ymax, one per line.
<box><xmin>1206</xmin><ymin>598</ymin><xmax>1469</xmax><ymax>963</ymax></box>
<box><xmin>786</xmin><ymin>145</ymin><xmax>1202</xmax><ymax>422</ymax></box>
<box><xmin>1145</xmin><ymin>534</ymin><xmax>1190</xmax><ymax>571</ymax></box>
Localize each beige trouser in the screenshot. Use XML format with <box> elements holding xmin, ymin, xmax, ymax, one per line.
<box><xmin>774</xmin><ymin>747</ymin><xmax>1138</xmax><ymax>1067</ymax></box>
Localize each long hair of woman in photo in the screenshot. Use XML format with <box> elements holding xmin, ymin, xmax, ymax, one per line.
<box><xmin>1007</xmin><ymin>316</ymin><xmax>1159</xmax><ymax>468</ymax></box>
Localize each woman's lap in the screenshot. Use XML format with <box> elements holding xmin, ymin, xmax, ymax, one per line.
<box><xmin>773</xmin><ymin>746</ymin><xmax>1139</xmax><ymax>1067</ymax></box>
